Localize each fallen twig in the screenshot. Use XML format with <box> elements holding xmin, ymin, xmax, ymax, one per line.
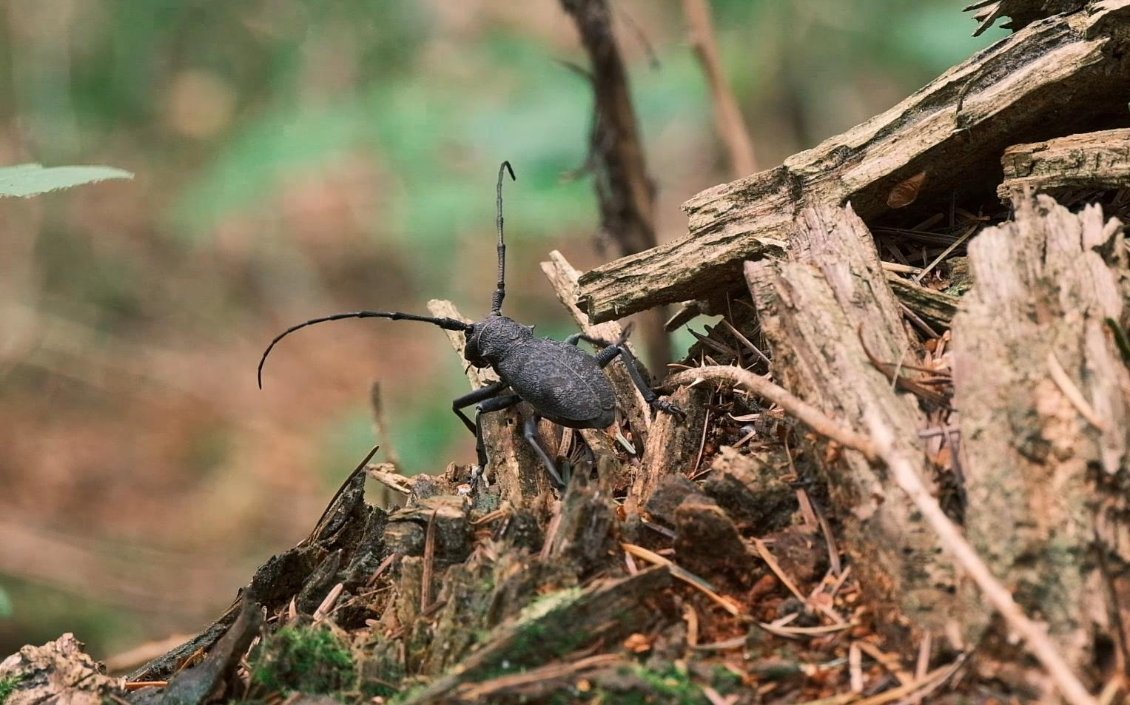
<box><xmin>621</xmin><ymin>542</ymin><xmax>742</xmax><ymax>615</ymax></box>
<box><xmin>682</xmin><ymin>0</ymin><xmax>756</xmax><ymax>176</ymax></box>
<box><xmin>670</xmin><ymin>365</ymin><xmax>878</xmax><ymax>460</ymax></box>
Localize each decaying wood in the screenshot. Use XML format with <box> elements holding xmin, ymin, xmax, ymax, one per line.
<box><xmin>0</xmin><ymin>633</ymin><xmax>124</xmax><ymax>705</ymax></box>
<box><xmin>884</xmin><ymin>274</ymin><xmax>960</xmax><ymax>329</ymax></box>
<box><xmin>130</xmin><ymin>457</ymin><xmax>386</xmax><ymax>682</ymax></box>
<box><xmin>999</xmin><ymin>127</ymin><xmax>1130</xmax><ymax>199</ymax></box>
<box><xmin>627</xmin><ymin>383</ymin><xmax>711</xmax><ymax>511</ymax></box>
<box><xmin>950</xmin><ymin>195</ymin><xmax>1130</xmax><ymax>688</ymax></box>
<box><xmin>577</xmin><ymin>2</ymin><xmax>1130</xmax><ymax>322</ymax></box>
<box><xmin>865</xmin><ymin>413</ymin><xmax>1098</xmax><ymax>705</ymax></box>
<box><xmin>743</xmin><ymin>204</ymin><xmax>964</xmax><ymax>641</ymax></box>
<box><xmin>400</xmin><ymin>566</ymin><xmax>670</xmax><ymax>705</ymax></box>
<box><xmin>130</xmin><ymin>602</ymin><xmax>263</xmax><ymax>705</ymax></box>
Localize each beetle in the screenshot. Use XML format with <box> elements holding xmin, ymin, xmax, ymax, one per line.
<box><xmin>258</xmin><ymin>161</ymin><xmax>683</xmax><ymax>487</ymax></box>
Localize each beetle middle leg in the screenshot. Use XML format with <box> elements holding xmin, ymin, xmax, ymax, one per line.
<box><xmin>571</xmin><ymin>334</ymin><xmax>686</xmax><ymax>421</ymax></box>
<box><xmin>470</xmin><ymin>395</ymin><xmax>566</xmax><ymax>489</ymax></box>
<box><xmin>469</xmin><ymin>392</ymin><xmax>521</xmax><ymax>471</ymax></box>
<box><xmin>453</xmin><ymin>381</ymin><xmax>569</xmax><ymax>488</ymax></box>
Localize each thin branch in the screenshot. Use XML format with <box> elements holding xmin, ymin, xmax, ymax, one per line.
<box><xmin>863</xmin><ymin>409</ymin><xmax>1098</xmax><ymax>705</ymax></box>
<box><xmin>560</xmin><ymin>0</ymin><xmax>671</xmax><ymax>368</ymax></box>
<box><xmin>682</xmin><ymin>0</ymin><xmax>757</xmax><ymax>176</ymax></box>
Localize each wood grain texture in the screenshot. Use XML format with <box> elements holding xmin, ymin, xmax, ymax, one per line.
<box><xmin>999</xmin><ymin>127</ymin><xmax>1130</xmax><ymax>199</ymax></box>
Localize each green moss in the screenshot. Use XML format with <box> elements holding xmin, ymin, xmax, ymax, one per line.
<box><xmin>595</xmin><ymin>664</ymin><xmax>708</xmax><ymax>705</ymax></box>
<box><xmin>708</xmin><ymin>665</ymin><xmax>744</xmax><ymax>694</ymax></box>
<box><xmin>0</xmin><ymin>674</ymin><xmax>23</xmax><ymax>705</ymax></box>
<box><xmin>635</xmin><ymin>665</ymin><xmax>707</xmax><ymax>705</ymax></box>
<box><xmin>250</xmin><ymin>626</ymin><xmax>356</xmax><ymax>696</ymax></box>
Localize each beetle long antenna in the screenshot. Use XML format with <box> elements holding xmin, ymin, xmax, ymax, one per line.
<box><xmin>491</xmin><ymin>161</ymin><xmax>516</xmax><ymax>316</ymax></box>
<box><xmin>258</xmin><ymin>310</ymin><xmax>472</xmax><ymax>389</ymax></box>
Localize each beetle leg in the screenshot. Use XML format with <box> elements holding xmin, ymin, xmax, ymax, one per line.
<box><xmin>593</xmin><ymin>343</ymin><xmax>687</xmax><ymax>422</ymax></box>
<box><xmin>452</xmin><ymin>381</ymin><xmax>510</xmax><ymax>434</ymax></box>
<box><xmin>473</xmin><ymin>393</ymin><xmax>522</xmax><ymax>471</ymax></box>
<box><xmin>522</xmin><ymin>414</ymin><xmax>566</xmax><ymax>488</ymax></box>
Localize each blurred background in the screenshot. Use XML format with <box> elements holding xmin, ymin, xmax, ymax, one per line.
<box><xmin>0</xmin><ymin>0</ymin><xmax>1005</xmax><ymax>660</ymax></box>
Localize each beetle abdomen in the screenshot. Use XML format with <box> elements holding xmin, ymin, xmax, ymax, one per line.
<box><xmin>497</xmin><ymin>340</ymin><xmax>616</xmax><ymax>428</ymax></box>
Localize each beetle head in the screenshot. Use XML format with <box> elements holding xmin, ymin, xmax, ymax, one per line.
<box><xmin>463</xmin><ymin>315</ymin><xmax>534</xmax><ymax>368</ymax></box>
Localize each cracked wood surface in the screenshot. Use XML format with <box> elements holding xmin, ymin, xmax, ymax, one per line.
<box><xmin>577</xmin><ymin>1</ymin><xmax>1130</xmax><ymax>323</ymax></box>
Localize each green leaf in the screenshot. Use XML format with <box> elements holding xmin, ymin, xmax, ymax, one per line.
<box><xmin>0</xmin><ymin>163</ymin><xmax>133</xmax><ymax>199</ymax></box>
<box><xmin>0</xmin><ymin>586</ymin><xmax>11</xmax><ymax>618</ymax></box>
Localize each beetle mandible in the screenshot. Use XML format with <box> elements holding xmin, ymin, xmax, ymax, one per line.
<box><xmin>258</xmin><ymin>161</ymin><xmax>684</xmax><ymax>487</ymax></box>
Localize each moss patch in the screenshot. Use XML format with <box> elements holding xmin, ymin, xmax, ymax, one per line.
<box><xmin>250</xmin><ymin>626</ymin><xmax>356</xmax><ymax>696</ymax></box>
<box><xmin>0</xmin><ymin>674</ymin><xmax>22</xmax><ymax>705</ymax></box>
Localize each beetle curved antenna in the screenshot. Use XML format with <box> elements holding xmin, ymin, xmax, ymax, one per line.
<box><xmin>258</xmin><ymin>310</ymin><xmax>472</xmax><ymax>389</ymax></box>
<box><xmin>490</xmin><ymin>161</ymin><xmax>516</xmax><ymax>316</ymax></box>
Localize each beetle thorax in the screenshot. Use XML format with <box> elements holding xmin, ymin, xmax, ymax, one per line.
<box><xmin>463</xmin><ymin>315</ymin><xmax>534</xmax><ymax>368</ymax></box>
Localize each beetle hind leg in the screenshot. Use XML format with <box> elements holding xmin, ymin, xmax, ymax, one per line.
<box><xmin>522</xmin><ymin>414</ymin><xmax>566</xmax><ymax>488</ymax></box>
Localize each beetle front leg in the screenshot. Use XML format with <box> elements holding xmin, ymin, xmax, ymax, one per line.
<box><xmin>452</xmin><ymin>381</ymin><xmax>510</xmax><ymax>434</ymax></box>
<box><xmin>473</xmin><ymin>393</ymin><xmax>522</xmax><ymax>470</ymax></box>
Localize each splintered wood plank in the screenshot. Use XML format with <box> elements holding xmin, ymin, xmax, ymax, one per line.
<box><xmin>951</xmin><ymin>195</ymin><xmax>1130</xmax><ymax>675</ymax></box>
<box><xmin>577</xmin><ymin>2</ymin><xmax>1130</xmax><ymax>322</ymax></box>
<box><xmin>998</xmin><ymin>127</ymin><xmax>1130</xmax><ymax>200</ymax></box>
<box><xmin>745</xmin><ymin>204</ymin><xmax>963</xmax><ymax>643</ymax></box>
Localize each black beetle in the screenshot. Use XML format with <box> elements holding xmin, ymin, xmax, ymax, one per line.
<box><xmin>258</xmin><ymin>162</ymin><xmax>683</xmax><ymax>486</ymax></box>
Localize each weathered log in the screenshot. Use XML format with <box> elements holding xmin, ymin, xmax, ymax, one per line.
<box><xmin>884</xmin><ymin>274</ymin><xmax>961</xmax><ymax>329</ymax></box>
<box><xmin>577</xmin><ymin>2</ymin><xmax>1130</xmax><ymax>323</ymax></box>
<box><xmin>745</xmin><ymin>203</ymin><xmax>964</xmax><ymax>642</ymax></box>
<box><xmin>998</xmin><ymin>127</ymin><xmax>1130</xmax><ymax>199</ymax></box>
<box><xmin>951</xmin><ymin>195</ymin><xmax>1130</xmax><ymax>687</ymax></box>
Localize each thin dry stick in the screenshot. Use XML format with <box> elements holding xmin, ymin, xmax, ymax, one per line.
<box><xmin>681</xmin><ymin>0</ymin><xmax>756</xmax><ymax>176</ymax></box>
<box><xmin>864</xmin><ymin>409</ymin><xmax>1098</xmax><ymax>705</ymax></box>
<box><xmin>1047</xmin><ymin>351</ymin><xmax>1107</xmax><ymax>431</ymax></box>
<box><xmin>622</xmin><ymin>542</ymin><xmax>742</xmax><ymax>615</ymax></box>
<box><xmin>456</xmin><ymin>653</ymin><xmax>623</xmax><ymax>700</ymax></box>
<box><xmin>670</xmin><ymin>365</ymin><xmax>878</xmax><ymax>460</ymax></box>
